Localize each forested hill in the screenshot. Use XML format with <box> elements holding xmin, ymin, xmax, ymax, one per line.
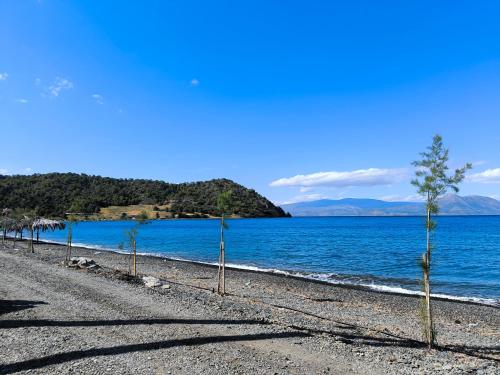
<box><xmin>0</xmin><ymin>173</ymin><xmax>289</xmax><ymax>218</ymax></box>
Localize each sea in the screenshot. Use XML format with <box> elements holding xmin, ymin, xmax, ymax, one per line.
<box><xmin>37</xmin><ymin>216</ymin><xmax>500</xmax><ymax>306</ymax></box>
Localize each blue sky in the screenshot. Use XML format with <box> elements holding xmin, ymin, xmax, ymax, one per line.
<box><xmin>1</xmin><ymin>1</ymin><xmax>499</xmax><ymax>204</ymax></box>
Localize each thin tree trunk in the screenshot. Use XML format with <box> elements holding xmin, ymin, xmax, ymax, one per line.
<box><xmin>36</xmin><ymin>228</ymin><xmax>40</xmax><ymax>243</ymax></box>
<box><xmin>2</xmin><ymin>218</ymin><xmax>5</xmax><ymax>245</ymax></box>
<box><xmin>217</xmin><ymin>216</ymin><xmax>225</xmax><ymax>295</ymax></box>
<box><xmin>424</xmin><ymin>206</ymin><xmax>434</xmax><ymax>348</ymax></box>
<box><xmin>217</xmin><ymin>239</ymin><xmax>223</xmax><ymax>292</ymax></box>
<box><xmin>128</xmin><ymin>250</ymin><xmax>132</xmax><ymax>275</ymax></box>
<box><xmin>69</xmin><ymin>235</ymin><xmax>72</xmax><ymax>260</ymax></box>
<box><xmin>13</xmin><ymin>231</ymin><xmax>17</xmax><ymax>247</ymax></box>
<box><xmin>29</xmin><ymin>228</ymin><xmax>34</xmax><ymax>253</ymax></box>
<box><xmin>133</xmin><ymin>240</ymin><xmax>137</xmax><ymax>276</ymax></box>
<box><xmin>221</xmin><ymin>241</ymin><xmax>225</xmax><ymax>294</ymax></box>
<box><xmin>66</xmin><ymin>227</ymin><xmax>73</xmax><ymax>262</ymax></box>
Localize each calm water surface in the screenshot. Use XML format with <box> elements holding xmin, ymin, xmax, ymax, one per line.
<box><xmin>39</xmin><ymin>216</ymin><xmax>500</xmax><ymax>304</ymax></box>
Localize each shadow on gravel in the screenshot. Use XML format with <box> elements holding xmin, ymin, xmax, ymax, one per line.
<box><xmin>0</xmin><ymin>300</ymin><xmax>47</xmax><ymax>316</ymax></box>
<box><xmin>0</xmin><ymin>331</ymin><xmax>309</xmax><ymax>374</ymax></box>
<box><xmin>437</xmin><ymin>344</ymin><xmax>500</xmax><ymax>363</ymax></box>
<box><xmin>289</xmin><ymin>325</ymin><xmax>500</xmax><ymax>362</ymax></box>
<box><xmin>2</xmin><ymin>317</ymin><xmax>496</xmax><ymax>364</ymax></box>
<box><xmin>0</xmin><ymin>317</ymin><xmax>268</xmax><ymax>329</ymax></box>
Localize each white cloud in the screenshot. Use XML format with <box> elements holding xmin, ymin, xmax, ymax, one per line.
<box><xmin>270</xmin><ymin>168</ymin><xmax>407</xmax><ymax>188</ymax></box>
<box><xmin>35</xmin><ymin>78</ymin><xmax>41</xmax><ymax>86</ymax></box>
<box><xmin>92</xmin><ymin>94</ymin><xmax>104</xmax><ymax>105</ymax></box>
<box><xmin>0</xmin><ymin>168</ymin><xmax>10</xmax><ymax>175</ymax></box>
<box><xmin>25</xmin><ymin>167</ymin><xmax>32</xmax><ymax>173</ymax></box>
<box><xmin>299</xmin><ymin>187</ymin><xmax>313</xmax><ymax>193</ymax></box>
<box><xmin>280</xmin><ymin>193</ymin><xmax>329</xmax><ymax>205</ymax></box>
<box><xmin>15</xmin><ymin>98</ymin><xmax>28</xmax><ymax>104</ymax></box>
<box><xmin>472</xmin><ymin>160</ymin><xmax>487</xmax><ymax>167</ymax></box>
<box><xmin>467</xmin><ymin>168</ymin><xmax>500</xmax><ymax>184</ymax></box>
<box><xmin>0</xmin><ymin>73</ymin><xmax>8</xmax><ymax>81</ymax></box>
<box><xmin>47</xmin><ymin>77</ymin><xmax>73</xmax><ymax>97</ymax></box>
<box><xmin>190</xmin><ymin>78</ymin><xmax>200</xmax><ymax>87</ymax></box>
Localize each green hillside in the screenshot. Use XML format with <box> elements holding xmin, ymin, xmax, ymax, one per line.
<box><xmin>0</xmin><ymin>173</ymin><xmax>289</xmax><ymax>219</ymax></box>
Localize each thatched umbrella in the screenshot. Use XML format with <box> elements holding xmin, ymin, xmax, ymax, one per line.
<box><xmin>9</xmin><ymin>217</ymin><xmax>30</xmax><ymax>247</ymax></box>
<box><xmin>29</xmin><ymin>219</ymin><xmax>66</xmax><ymax>252</ymax></box>
<box><xmin>32</xmin><ymin>218</ymin><xmax>66</xmax><ymax>240</ymax></box>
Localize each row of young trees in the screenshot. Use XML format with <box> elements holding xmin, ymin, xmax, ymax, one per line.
<box><xmin>0</xmin><ymin>135</ymin><xmax>469</xmax><ymax>350</ymax></box>
<box><xmin>1</xmin><ymin>196</ymin><xmax>232</xmax><ymax>294</ymax></box>
<box><xmin>121</xmin><ymin>190</ymin><xmax>233</xmax><ymax>295</ymax></box>
<box><xmin>211</xmin><ymin>135</ymin><xmax>471</xmax><ymax>350</ymax></box>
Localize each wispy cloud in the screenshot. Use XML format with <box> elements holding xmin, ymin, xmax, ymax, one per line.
<box><xmin>190</xmin><ymin>78</ymin><xmax>200</xmax><ymax>87</ymax></box>
<box><xmin>270</xmin><ymin>168</ymin><xmax>408</xmax><ymax>188</ymax></box>
<box><xmin>14</xmin><ymin>98</ymin><xmax>28</xmax><ymax>104</ymax></box>
<box><xmin>92</xmin><ymin>94</ymin><xmax>104</xmax><ymax>105</ymax></box>
<box><xmin>0</xmin><ymin>168</ymin><xmax>10</xmax><ymax>175</ymax></box>
<box><xmin>472</xmin><ymin>160</ymin><xmax>487</xmax><ymax>167</ymax></box>
<box><xmin>35</xmin><ymin>78</ymin><xmax>41</xmax><ymax>86</ymax></box>
<box><xmin>46</xmin><ymin>77</ymin><xmax>73</xmax><ymax>97</ymax></box>
<box><xmin>467</xmin><ymin>168</ymin><xmax>500</xmax><ymax>183</ymax></box>
<box><xmin>279</xmin><ymin>193</ymin><xmax>329</xmax><ymax>205</ymax></box>
<box><xmin>0</xmin><ymin>72</ymin><xmax>8</xmax><ymax>81</ymax></box>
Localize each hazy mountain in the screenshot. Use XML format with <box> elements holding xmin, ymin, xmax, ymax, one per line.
<box><xmin>281</xmin><ymin>195</ymin><xmax>500</xmax><ymax>216</ymax></box>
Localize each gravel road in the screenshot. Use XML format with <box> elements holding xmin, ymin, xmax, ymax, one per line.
<box><xmin>0</xmin><ymin>241</ymin><xmax>498</xmax><ymax>374</ymax></box>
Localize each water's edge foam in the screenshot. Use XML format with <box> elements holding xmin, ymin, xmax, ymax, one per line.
<box><xmin>39</xmin><ymin>238</ymin><xmax>499</xmax><ymax>307</ymax></box>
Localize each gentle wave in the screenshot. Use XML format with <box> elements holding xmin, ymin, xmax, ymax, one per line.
<box><xmin>40</xmin><ymin>238</ymin><xmax>499</xmax><ymax>307</ymax></box>
<box><xmin>222</xmin><ymin>262</ymin><xmax>500</xmax><ymax>307</ymax></box>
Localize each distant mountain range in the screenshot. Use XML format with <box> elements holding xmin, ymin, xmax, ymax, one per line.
<box><xmin>280</xmin><ymin>195</ymin><xmax>500</xmax><ymax>216</ymax></box>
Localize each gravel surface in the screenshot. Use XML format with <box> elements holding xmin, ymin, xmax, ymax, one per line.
<box><xmin>0</xmin><ymin>240</ymin><xmax>498</xmax><ymax>374</ymax></box>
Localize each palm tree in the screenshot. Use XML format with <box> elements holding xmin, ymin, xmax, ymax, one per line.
<box><xmin>217</xmin><ymin>190</ymin><xmax>233</xmax><ymax>295</ymax></box>
<box><xmin>412</xmin><ymin>134</ymin><xmax>471</xmax><ymax>349</ymax></box>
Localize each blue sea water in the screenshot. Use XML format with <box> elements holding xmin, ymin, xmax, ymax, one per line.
<box><xmin>38</xmin><ymin>216</ymin><xmax>500</xmax><ymax>305</ymax></box>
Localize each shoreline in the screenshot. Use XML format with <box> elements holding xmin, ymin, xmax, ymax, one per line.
<box><xmin>9</xmin><ymin>236</ymin><xmax>499</xmax><ymax>308</ymax></box>
<box><xmin>1</xmin><ymin>238</ymin><xmax>498</xmax><ymax>373</ymax></box>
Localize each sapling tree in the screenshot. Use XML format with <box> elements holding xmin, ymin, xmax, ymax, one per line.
<box><xmin>28</xmin><ymin>217</ymin><xmax>35</xmax><ymax>253</ymax></box>
<box><xmin>217</xmin><ymin>190</ymin><xmax>233</xmax><ymax>295</ymax></box>
<box><xmin>126</xmin><ymin>226</ymin><xmax>139</xmax><ymax>276</ymax></box>
<box><xmin>66</xmin><ymin>222</ymin><xmax>74</xmax><ymax>262</ymax></box>
<box><xmin>124</xmin><ymin>215</ymin><xmax>149</xmax><ymax>276</ymax></box>
<box><xmin>412</xmin><ymin>134</ymin><xmax>471</xmax><ymax>349</ymax></box>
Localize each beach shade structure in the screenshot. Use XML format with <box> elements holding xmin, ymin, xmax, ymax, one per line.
<box><xmin>28</xmin><ymin>218</ymin><xmax>66</xmax><ymax>253</ymax></box>
<box><xmin>12</xmin><ymin>217</ymin><xmax>32</xmax><ymax>245</ymax></box>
